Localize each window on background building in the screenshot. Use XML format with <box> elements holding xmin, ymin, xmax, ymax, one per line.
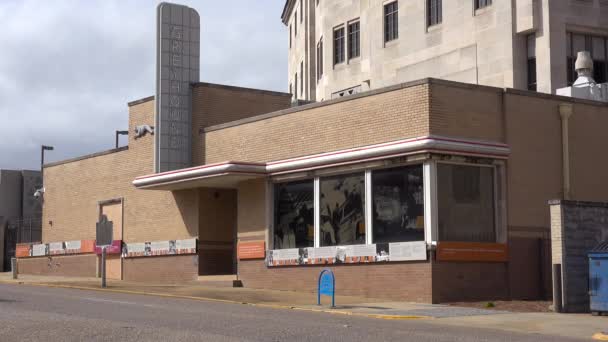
<box><xmin>320</xmin><ymin>173</ymin><xmax>366</xmax><ymax>246</ymax></box>
<box><xmin>372</xmin><ymin>165</ymin><xmax>424</xmax><ymax>244</ymax></box>
<box><xmin>289</xmin><ymin>83</ymin><xmax>292</xmax><ymax>98</ymax></box>
<box><xmin>274</xmin><ymin>181</ymin><xmax>314</xmax><ymax>249</ymax></box>
<box><xmin>334</xmin><ymin>26</ymin><xmax>345</xmax><ymax>65</ymax></box>
<box><xmin>384</xmin><ymin>1</ymin><xmax>398</xmax><ymax>43</ymax></box>
<box><xmin>289</xmin><ymin>25</ymin><xmax>292</xmax><ymax>48</ymax></box>
<box><xmin>317</xmin><ymin>38</ymin><xmax>324</xmax><ymax>81</ymax></box>
<box><xmin>300</xmin><ymin>61</ymin><xmax>304</xmax><ymax>99</ymax></box>
<box><xmin>474</xmin><ymin>0</ymin><xmax>492</xmax><ymax>10</ymax></box>
<box><xmin>427</xmin><ymin>0</ymin><xmax>442</xmax><ymax>27</ymax></box>
<box><xmin>567</xmin><ymin>32</ymin><xmax>608</xmax><ymax>85</ymax></box>
<box><xmin>527</xmin><ymin>33</ymin><xmax>537</xmax><ymax>91</ymax></box>
<box><xmin>300</xmin><ymin>1</ymin><xmax>303</xmax><ymax>23</ymax></box>
<box><xmin>437</xmin><ymin>164</ymin><xmax>496</xmax><ymax>242</ymax></box>
<box><xmin>295</xmin><ymin>11</ymin><xmax>298</xmax><ymax>36</ymax></box>
<box><xmin>348</xmin><ymin>21</ymin><xmax>360</xmax><ymax>59</ymax></box>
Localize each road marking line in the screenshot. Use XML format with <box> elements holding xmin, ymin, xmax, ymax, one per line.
<box><xmin>0</xmin><ymin>280</ymin><xmax>429</xmax><ymax>320</ymax></box>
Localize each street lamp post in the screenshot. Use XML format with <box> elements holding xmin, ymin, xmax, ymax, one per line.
<box><xmin>41</xmin><ymin>145</ymin><xmax>54</xmax><ymax>185</ymax></box>
<box><xmin>115</xmin><ymin>130</ymin><xmax>128</xmax><ymax>149</ymax></box>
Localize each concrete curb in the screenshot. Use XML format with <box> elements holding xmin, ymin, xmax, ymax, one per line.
<box><xmin>0</xmin><ymin>280</ymin><xmax>429</xmax><ymax>321</ymax></box>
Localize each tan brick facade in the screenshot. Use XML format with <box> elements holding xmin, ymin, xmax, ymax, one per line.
<box><xmin>28</xmin><ymin>78</ymin><xmax>608</xmax><ymax>303</ymax></box>
<box><xmin>203</xmin><ymin>82</ymin><xmax>430</xmax><ymax>164</ymax></box>
<box><xmin>239</xmin><ymin>259</ymin><xmax>433</xmax><ymax>302</ymax></box>
<box><xmin>123</xmin><ymin>255</ymin><xmax>198</xmax><ymax>283</ymax></box>
<box><xmin>17</xmin><ymin>254</ymin><xmax>97</xmax><ymax>277</ymax></box>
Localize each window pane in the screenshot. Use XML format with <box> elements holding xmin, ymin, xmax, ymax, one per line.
<box><xmin>572</xmin><ymin>34</ymin><xmax>586</xmax><ymax>56</ymax></box>
<box><xmin>320</xmin><ymin>173</ymin><xmax>365</xmax><ymax>246</ymax></box>
<box><xmin>527</xmin><ymin>34</ymin><xmax>535</xmax><ymax>58</ymax></box>
<box><xmin>527</xmin><ymin>57</ymin><xmax>537</xmax><ymax>91</ymax></box>
<box><xmin>372</xmin><ymin>165</ymin><xmax>424</xmax><ymax>244</ymax></box>
<box><xmin>437</xmin><ymin>164</ymin><xmax>495</xmax><ymax>242</ymax></box>
<box><xmin>594</xmin><ymin>61</ymin><xmax>607</xmax><ymax>84</ymax></box>
<box><xmin>348</xmin><ymin>21</ymin><xmax>360</xmax><ymax>59</ymax></box>
<box><xmin>592</xmin><ymin>37</ymin><xmax>606</xmax><ymax>61</ymax></box>
<box><xmin>334</xmin><ymin>27</ymin><xmax>345</xmax><ymax>64</ymax></box>
<box><xmin>428</xmin><ymin>0</ymin><xmax>442</xmax><ymax>26</ymax></box>
<box><xmin>274</xmin><ymin>181</ymin><xmax>314</xmax><ymax>249</ymax></box>
<box><xmin>384</xmin><ymin>2</ymin><xmax>398</xmax><ymax>42</ymax></box>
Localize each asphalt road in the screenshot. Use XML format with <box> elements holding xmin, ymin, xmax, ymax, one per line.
<box><xmin>0</xmin><ymin>284</ymin><xmax>580</xmax><ymax>342</ymax></box>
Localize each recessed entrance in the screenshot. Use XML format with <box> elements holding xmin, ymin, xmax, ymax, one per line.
<box><xmin>198</xmin><ymin>188</ymin><xmax>237</xmax><ymax>276</ymax></box>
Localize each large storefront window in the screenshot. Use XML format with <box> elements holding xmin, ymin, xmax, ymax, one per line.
<box><xmin>437</xmin><ymin>164</ymin><xmax>495</xmax><ymax>242</ymax></box>
<box><xmin>372</xmin><ymin>166</ymin><xmax>424</xmax><ymax>243</ymax></box>
<box><xmin>274</xmin><ymin>180</ymin><xmax>314</xmax><ymax>249</ymax></box>
<box><xmin>319</xmin><ymin>173</ymin><xmax>365</xmax><ymax>246</ymax></box>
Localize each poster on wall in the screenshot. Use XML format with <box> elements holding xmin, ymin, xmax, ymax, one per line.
<box><xmin>17</xmin><ymin>239</ymin><xmax>96</xmax><ymax>258</ymax></box>
<box><xmin>266</xmin><ymin>242</ymin><xmax>427</xmax><ymax>267</ymax></box>
<box><xmin>123</xmin><ymin>238</ymin><xmax>197</xmax><ymax>258</ymax></box>
<box><xmin>31</xmin><ymin>244</ymin><xmax>48</xmax><ymax>257</ymax></box>
<box><xmin>388</xmin><ymin>241</ymin><xmax>427</xmax><ymax>261</ymax></box>
<box><xmin>238</xmin><ymin>241</ymin><xmax>265</xmax><ymax>260</ymax></box>
<box><xmin>95</xmin><ymin>240</ymin><xmax>122</xmax><ymax>255</ymax></box>
<box><xmin>15</xmin><ymin>243</ymin><xmax>32</xmax><ymax>257</ymax></box>
<box><xmin>49</xmin><ymin>242</ymin><xmax>66</xmax><ymax>255</ymax></box>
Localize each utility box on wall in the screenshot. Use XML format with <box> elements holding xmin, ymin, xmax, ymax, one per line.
<box><xmin>589</xmin><ymin>242</ymin><xmax>608</xmax><ymax>315</ymax></box>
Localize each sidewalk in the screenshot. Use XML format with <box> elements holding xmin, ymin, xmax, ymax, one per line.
<box><xmin>1</xmin><ymin>272</ymin><xmax>606</xmax><ymax>340</ymax></box>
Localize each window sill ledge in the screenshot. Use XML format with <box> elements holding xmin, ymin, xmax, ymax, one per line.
<box><xmin>427</xmin><ymin>24</ymin><xmax>443</xmax><ymax>33</ymax></box>
<box><xmin>384</xmin><ymin>39</ymin><xmax>399</xmax><ymax>48</ymax></box>
<box><xmin>474</xmin><ymin>6</ymin><xmax>493</xmax><ymax>16</ymax></box>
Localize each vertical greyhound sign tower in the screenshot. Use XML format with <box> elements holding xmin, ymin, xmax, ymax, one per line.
<box><xmin>155</xmin><ymin>3</ymin><xmax>200</xmax><ymax>173</ymax></box>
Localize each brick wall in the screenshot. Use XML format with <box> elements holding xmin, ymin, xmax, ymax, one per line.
<box><xmin>204</xmin><ymin>83</ymin><xmax>430</xmax><ymax>164</ymax></box>
<box><xmin>42</xmin><ymin>99</ymin><xmax>199</xmax><ymax>244</ymax></box>
<box><xmin>17</xmin><ymin>254</ymin><xmax>97</xmax><ymax>277</ymax></box>
<box><xmin>238</xmin><ymin>259</ymin><xmax>433</xmax><ymax>302</ymax></box>
<box><xmin>191</xmin><ymin>83</ymin><xmax>291</xmax><ymax>165</ymax></box>
<box><xmin>429</xmin><ymin>82</ymin><xmax>505</xmax><ymax>142</ymax></box>
<box><xmin>432</xmin><ymin>260</ymin><xmax>509</xmax><ymax>302</ymax></box>
<box><xmin>550</xmin><ymin>200</ymin><xmax>608</xmax><ymax>313</ymax></box>
<box><xmin>122</xmin><ymin>255</ymin><xmax>198</xmax><ymax>283</ymax></box>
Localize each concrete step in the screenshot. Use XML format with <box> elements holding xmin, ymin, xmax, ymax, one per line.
<box><xmin>197</xmin><ymin>275</ymin><xmax>243</xmax><ymax>288</ymax></box>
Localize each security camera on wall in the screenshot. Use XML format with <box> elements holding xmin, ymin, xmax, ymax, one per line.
<box><xmin>33</xmin><ymin>187</ymin><xmax>45</xmax><ymax>200</ymax></box>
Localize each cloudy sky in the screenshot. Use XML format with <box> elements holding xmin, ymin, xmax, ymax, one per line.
<box><xmin>0</xmin><ymin>0</ymin><xmax>287</xmax><ymax>170</ymax></box>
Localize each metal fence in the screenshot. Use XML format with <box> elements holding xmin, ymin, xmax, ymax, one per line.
<box><xmin>7</xmin><ymin>217</ymin><xmax>42</xmax><ymax>244</ymax></box>
<box><xmin>3</xmin><ymin>217</ymin><xmax>42</xmax><ymax>271</ymax></box>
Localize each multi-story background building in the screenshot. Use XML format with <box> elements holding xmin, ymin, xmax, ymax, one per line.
<box><xmin>282</xmin><ymin>0</ymin><xmax>608</xmax><ymax>102</ymax></box>
<box><xmin>0</xmin><ymin>170</ymin><xmax>42</xmax><ymax>271</ymax></box>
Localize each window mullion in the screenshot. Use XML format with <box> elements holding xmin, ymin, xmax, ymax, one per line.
<box><xmin>423</xmin><ymin>160</ymin><xmax>438</xmax><ymax>245</ymax></box>
<box><xmin>365</xmin><ymin>170</ymin><xmax>373</xmax><ymax>245</ymax></box>
<box><xmin>314</xmin><ymin>177</ymin><xmax>320</xmax><ymax>248</ymax></box>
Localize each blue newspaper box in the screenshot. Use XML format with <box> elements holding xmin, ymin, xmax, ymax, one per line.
<box><xmin>589</xmin><ymin>242</ymin><xmax>608</xmax><ymax>315</ymax></box>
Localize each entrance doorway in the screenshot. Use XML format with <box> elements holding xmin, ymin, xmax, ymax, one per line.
<box><xmin>198</xmin><ymin>188</ymin><xmax>237</xmax><ymax>275</ymax></box>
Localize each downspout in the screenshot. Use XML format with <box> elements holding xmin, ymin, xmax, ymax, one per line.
<box><xmin>558</xmin><ymin>103</ymin><xmax>572</xmax><ymax>200</ymax></box>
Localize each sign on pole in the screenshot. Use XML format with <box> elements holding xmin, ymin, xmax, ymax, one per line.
<box><xmin>96</xmin><ymin>214</ymin><xmax>113</xmax><ymax>288</ymax></box>
<box><xmin>95</xmin><ymin>215</ymin><xmax>113</xmax><ymax>247</ymax></box>
<box><xmin>317</xmin><ymin>269</ymin><xmax>336</xmax><ymax>308</ymax></box>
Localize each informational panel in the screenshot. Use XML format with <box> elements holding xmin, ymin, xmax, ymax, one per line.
<box><xmin>155</xmin><ymin>3</ymin><xmax>200</xmax><ymax>172</ymax></box>
<box><xmin>238</xmin><ymin>241</ymin><xmax>266</xmax><ymax>260</ymax></box>
<box><xmin>436</xmin><ymin>242</ymin><xmax>508</xmax><ymax>262</ymax></box>
<box><xmin>123</xmin><ymin>238</ymin><xmax>197</xmax><ymax>258</ymax></box>
<box><xmin>267</xmin><ymin>242</ymin><xmax>428</xmax><ymax>267</ymax></box>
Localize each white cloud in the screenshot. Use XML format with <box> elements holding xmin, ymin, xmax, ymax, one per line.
<box><xmin>0</xmin><ymin>0</ymin><xmax>287</xmax><ymax>169</ymax></box>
